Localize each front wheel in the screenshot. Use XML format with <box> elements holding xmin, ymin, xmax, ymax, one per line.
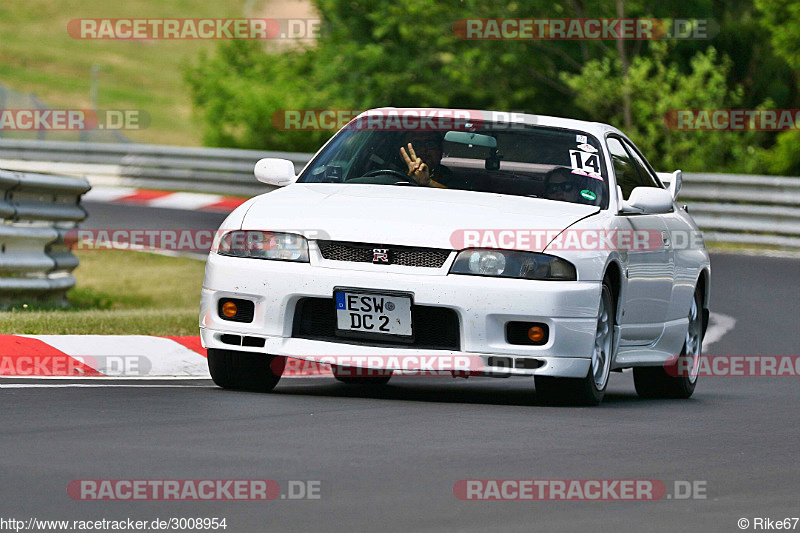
<box><xmin>633</xmin><ymin>287</ymin><xmax>704</xmax><ymax>399</ymax></box>
<box><xmin>208</xmin><ymin>348</ymin><xmax>285</xmax><ymax>392</ymax></box>
<box><xmin>535</xmin><ymin>280</ymin><xmax>615</xmax><ymax>406</ymax></box>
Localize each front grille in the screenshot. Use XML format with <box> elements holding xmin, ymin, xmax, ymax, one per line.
<box><xmin>293</xmin><ymin>297</ymin><xmax>460</xmax><ymax>350</ymax></box>
<box><xmin>317</xmin><ymin>240</ymin><xmax>451</xmax><ymax>268</ymax></box>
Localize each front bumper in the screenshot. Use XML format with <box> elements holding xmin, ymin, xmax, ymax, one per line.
<box><xmin>199</xmin><ymin>253</ymin><xmax>602</xmax><ymax>377</ymax></box>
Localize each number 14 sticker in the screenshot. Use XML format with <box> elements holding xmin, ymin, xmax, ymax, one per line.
<box><xmin>569</xmin><ymin>150</ymin><xmax>601</xmax><ymax>174</ymax></box>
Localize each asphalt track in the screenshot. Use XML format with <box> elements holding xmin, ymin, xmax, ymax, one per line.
<box><xmin>1</xmin><ymin>202</ymin><xmax>798</xmax><ymax>533</ymax></box>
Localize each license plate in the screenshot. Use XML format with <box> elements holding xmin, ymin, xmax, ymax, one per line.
<box><xmin>334</xmin><ymin>290</ymin><xmax>413</xmax><ymax>338</ymax></box>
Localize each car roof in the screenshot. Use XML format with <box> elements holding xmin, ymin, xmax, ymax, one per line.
<box><xmin>357</xmin><ymin>107</ymin><xmax>625</xmax><ymax>140</ymax></box>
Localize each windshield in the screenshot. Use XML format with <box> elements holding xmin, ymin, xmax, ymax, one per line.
<box><xmin>298</xmin><ymin>125</ymin><xmax>608</xmax><ymax>208</ymax></box>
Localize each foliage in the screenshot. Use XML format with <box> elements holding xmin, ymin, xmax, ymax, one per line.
<box><xmin>562</xmin><ymin>42</ymin><xmax>767</xmax><ymax>172</ymax></box>
<box><xmin>185</xmin><ymin>0</ymin><xmax>800</xmax><ymax>175</ymax></box>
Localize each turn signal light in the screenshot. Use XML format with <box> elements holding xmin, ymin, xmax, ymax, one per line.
<box><xmin>507</xmin><ymin>321</ymin><xmax>548</xmax><ymax>345</ymax></box>
<box><xmin>221</xmin><ymin>301</ymin><xmax>238</xmax><ymax>318</ymax></box>
<box><xmin>528</xmin><ymin>326</ymin><xmax>545</xmax><ymax>343</ymax></box>
<box><xmin>218</xmin><ymin>298</ymin><xmax>255</xmax><ymax>323</ymax></box>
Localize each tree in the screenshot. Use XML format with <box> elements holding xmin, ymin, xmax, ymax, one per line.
<box><xmin>561</xmin><ymin>42</ymin><xmax>767</xmax><ymax>172</ymax></box>
<box><xmin>754</xmin><ymin>0</ymin><xmax>800</xmax><ymax>175</ymax></box>
<box><xmin>184</xmin><ymin>0</ymin><xmax>797</xmax><ymax>176</ymax></box>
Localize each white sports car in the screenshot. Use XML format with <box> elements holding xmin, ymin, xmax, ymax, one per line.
<box><xmin>200</xmin><ymin>109</ymin><xmax>710</xmax><ymax>405</ymax></box>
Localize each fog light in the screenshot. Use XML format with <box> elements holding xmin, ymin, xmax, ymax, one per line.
<box><xmin>507</xmin><ymin>321</ymin><xmax>549</xmax><ymax>345</ymax></box>
<box><xmin>218</xmin><ymin>298</ymin><xmax>255</xmax><ymax>323</ymax></box>
<box><xmin>528</xmin><ymin>326</ymin><xmax>545</xmax><ymax>343</ymax></box>
<box><xmin>221</xmin><ymin>301</ymin><xmax>238</xmax><ymax>318</ymax></box>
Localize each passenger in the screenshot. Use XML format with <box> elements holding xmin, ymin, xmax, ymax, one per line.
<box><xmin>545</xmin><ymin>167</ymin><xmax>602</xmax><ymax>205</ymax></box>
<box><xmin>544</xmin><ymin>167</ymin><xmax>581</xmax><ymax>202</ymax></box>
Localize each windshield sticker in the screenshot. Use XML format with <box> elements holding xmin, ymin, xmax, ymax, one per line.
<box><xmin>576</xmin><ymin>134</ymin><xmax>588</xmax><ymax>144</ymax></box>
<box><xmin>577</xmin><ymin>143</ymin><xmax>598</xmax><ymax>153</ymax></box>
<box><xmin>580</xmin><ymin>189</ymin><xmax>597</xmax><ymax>201</ymax></box>
<box><xmin>571</xmin><ymin>168</ymin><xmax>603</xmax><ymax>181</ymax></box>
<box><xmin>569</xmin><ymin>150</ymin><xmax>601</xmax><ymax>175</ymax></box>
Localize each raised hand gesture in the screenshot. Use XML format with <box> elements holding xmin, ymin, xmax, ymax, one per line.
<box><xmin>400</xmin><ymin>142</ymin><xmax>430</xmax><ymax>186</ymax></box>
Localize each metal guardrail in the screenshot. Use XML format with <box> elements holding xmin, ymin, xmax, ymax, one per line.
<box><xmin>0</xmin><ymin>139</ymin><xmax>311</xmax><ymax>196</ymax></box>
<box><xmin>0</xmin><ymin>169</ymin><xmax>90</xmax><ymax>304</ymax></box>
<box><xmin>678</xmin><ymin>173</ymin><xmax>800</xmax><ymax>249</ymax></box>
<box><xmin>0</xmin><ymin>139</ymin><xmax>799</xmax><ymax>249</ymax></box>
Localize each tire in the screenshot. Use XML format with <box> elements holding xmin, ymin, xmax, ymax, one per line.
<box><xmin>332</xmin><ymin>365</ymin><xmax>393</xmax><ymax>385</ymax></box>
<box><xmin>535</xmin><ymin>280</ymin><xmax>615</xmax><ymax>406</ymax></box>
<box><xmin>633</xmin><ymin>287</ymin><xmax>704</xmax><ymax>399</ymax></box>
<box><xmin>207</xmin><ymin>348</ymin><xmax>285</xmax><ymax>392</ymax></box>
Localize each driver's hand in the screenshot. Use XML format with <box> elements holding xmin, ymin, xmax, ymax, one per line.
<box><xmin>400</xmin><ymin>143</ymin><xmax>430</xmax><ymax>186</ymax></box>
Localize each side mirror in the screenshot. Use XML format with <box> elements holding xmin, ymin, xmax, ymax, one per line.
<box><xmin>657</xmin><ymin>170</ymin><xmax>682</xmax><ymax>200</ymax></box>
<box><xmin>254</xmin><ymin>158</ymin><xmax>297</xmax><ymax>187</ymax></box>
<box><xmin>619</xmin><ymin>187</ymin><xmax>674</xmax><ymax>215</ymax></box>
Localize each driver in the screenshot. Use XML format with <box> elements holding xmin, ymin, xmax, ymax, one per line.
<box><xmin>399</xmin><ymin>131</ymin><xmax>448</xmax><ymax>188</ymax></box>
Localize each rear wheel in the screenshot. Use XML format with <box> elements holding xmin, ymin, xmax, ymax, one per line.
<box><xmin>332</xmin><ymin>365</ymin><xmax>393</xmax><ymax>385</ymax></box>
<box><xmin>535</xmin><ymin>280</ymin><xmax>615</xmax><ymax>406</ymax></box>
<box><xmin>207</xmin><ymin>348</ymin><xmax>285</xmax><ymax>392</ymax></box>
<box><xmin>633</xmin><ymin>287</ymin><xmax>704</xmax><ymax>399</ymax></box>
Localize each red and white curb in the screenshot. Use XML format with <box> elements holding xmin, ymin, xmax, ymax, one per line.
<box><xmin>82</xmin><ymin>187</ymin><xmax>247</xmax><ymax>213</ymax></box>
<box><xmin>0</xmin><ymin>335</ymin><xmax>331</xmax><ymax>378</ymax></box>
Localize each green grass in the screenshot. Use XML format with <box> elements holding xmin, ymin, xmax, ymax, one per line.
<box><xmin>705</xmin><ymin>241</ymin><xmax>800</xmax><ymax>255</ymax></box>
<box><xmin>0</xmin><ymin>248</ymin><xmax>207</xmax><ymax>335</ymax></box>
<box><xmin>0</xmin><ymin>0</ymin><xmax>250</xmax><ymax>146</ymax></box>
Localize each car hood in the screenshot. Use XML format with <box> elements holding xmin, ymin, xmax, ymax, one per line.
<box><xmin>240</xmin><ymin>184</ymin><xmax>600</xmax><ymax>252</ymax></box>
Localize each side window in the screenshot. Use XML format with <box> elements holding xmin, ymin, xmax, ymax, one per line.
<box><xmin>606</xmin><ymin>137</ymin><xmax>641</xmax><ymax>199</ymax></box>
<box><xmin>622</xmin><ymin>139</ymin><xmax>662</xmax><ymax>189</ymax></box>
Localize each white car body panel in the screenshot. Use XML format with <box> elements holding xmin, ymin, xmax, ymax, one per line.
<box><xmin>240</xmin><ymin>184</ymin><xmax>599</xmax><ymax>252</ymax></box>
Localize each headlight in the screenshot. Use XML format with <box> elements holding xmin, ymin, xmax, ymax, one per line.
<box><xmin>450</xmin><ymin>249</ymin><xmax>576</xmax><ymax>280</ymax></box>
<box><xmin>218</xmin><ymin>231</ymin><xmax>309</xmax><ymax>262</ymax></box>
